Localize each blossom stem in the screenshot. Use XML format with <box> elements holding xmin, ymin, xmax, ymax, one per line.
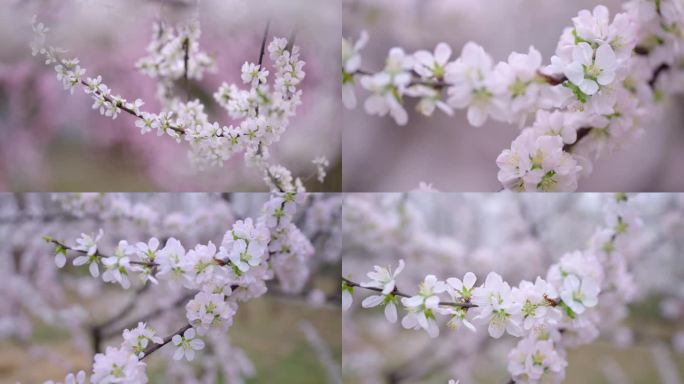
<box><xmin>341</xmin><ymin>277</ymin><xmax>478</xmax><ymax>308</ymax></box>
<box><xmin>140</xmin><ymin>323</ymin><xmax>192</xmax><ymax>360</ymax></box>
<box><xmin>257</xmin><ymin>20</ymin><xmax>271</xmax><ymax>68</ymax></box>
<box><xmin>75</xmin><ymin>79</ymin><xmax>186</xmax><ymax>135</ymax></box>
<box><xmin>45</xmin><ymin>238</ymin><xmax>158</xmax><ymax>267</ymax></box>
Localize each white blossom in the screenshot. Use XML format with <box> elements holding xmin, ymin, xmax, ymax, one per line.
<box><xmin>171</xmin><ymin>327</ymin><xmax>205</xmax><ymax>361</ymax></box>
<box><xmin>101</xmin><ymin>240</ymin><xmax>134</xmax><ymax>289</ymax></box>
<box><xmin>360</xmin><ymin>259</ymin><xmax>405</xmax><ymax>323</ymax></box>
<box><xmin>400</xmin><ymin>275</ymin><xmax>447</xmax><ymax>337</ymax></box>
<box><xmin>471</xmin><ymin>272</ymin><xmax>522</xmax><ymax>338</ymax></box>
<box><xmin>91</xmin><ymin>346</ymin><xmax>148</xmax><ymax>384</ymax></box>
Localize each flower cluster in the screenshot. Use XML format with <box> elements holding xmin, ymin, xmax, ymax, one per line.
<box><xmin>343</xmin><ymin>194</ymin><xmax>640</xmax><ymax>383</ymax></box>
<box><xmin>265</xmin><ymin>193</ymin><xmax>315</xmax><ymax>293</ymax></box>
<box><xmin>136</xmin><ymin>21</ymin><xmax>214</xmax><ymax>86</ymax></box>
<box><xmin>343</xmin><ymin>1</ymin><xmax>684</xmax><ymax>191</ymax></box>
<box><xmin>31</xmin><ymin>15</ymin><xmax>325</xmax><ymax>190</ymax></box>
<box><xmin>43</xmin><ymin>192</ymin><xmax>316</xmax><ymax>383</ymax></box>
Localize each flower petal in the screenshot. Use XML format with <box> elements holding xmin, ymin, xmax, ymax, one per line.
<box><xmin>361</xmin><ymin>295</ymin><xmax>384</xmax><ymax>308</ymax></box>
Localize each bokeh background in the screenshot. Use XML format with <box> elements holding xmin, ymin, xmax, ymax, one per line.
<box><xmin>0</xmin><ymin>192</ymin><xmax>342</xmax><ymax>383</ymax></box>
<box><xmin>342</xmin><ymin>0</ymin><xmax>684</xmax><ymax>192</ymax></box>
<box><xmin>342</xmin><ymin>193</ymin><xmax>684</xmax><ymax>383</ymax></box>
<box><xmin>0</xmin><ymin>0</ymin><xmax>341</xmax><ymax>191</ymax></box>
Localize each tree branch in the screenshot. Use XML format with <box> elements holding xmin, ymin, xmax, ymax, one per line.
<box><xmin>257</xmin><ymin>20</ymin><xmax>271</xmax><ymax>68</ymax></box>
<box><xmin>342</xmin><ymin>277</ymin><xmax>478</xmax><ymax>308</ymax></box>
<box><xmin>45</xmin><ymin>238</ymin><xmax>158</xmax><ymax>268</ymax></box>
<box><xmin>140</xmin><ymin>323</ymin><xmax>192</xmax><ymax>360</ymax></box>
<box><xmin>101</xmin><ymin>291</ymin><xmax>197</xmax><ymax>339</ymax></box>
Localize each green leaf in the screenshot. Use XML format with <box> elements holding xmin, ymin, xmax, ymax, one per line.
<box><xmin>560</xmin><ymin>301</ymin><xmax>576</xmax><ymax>320</ymax></box>
<box><xmin>563</xmin><ymin>81</ymin><xmax>587</xmax><ymax>103</ymax></box>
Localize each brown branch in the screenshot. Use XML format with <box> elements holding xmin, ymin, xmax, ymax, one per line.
<box><xmin>649</xmin><ymin>63</ymin><xmax>670</xmax><ymax>89</ymax></box>
<box><xmin>101</xmin><ymin>291</ymin><xmax>197</xmax><ymax>339</ymax></box>
<box><xmin>257</xmin><ymin>20</ymin><xmax>271</xmax><ymax>68</ymax></box>
<box><xmin>78</xmin><ymin>79</ymin><xmax>186</xmax><ymax>135</ymax></box>
<box><xmin>536</xmin><ymin>70</ymin><xmax>566</xmax><ymax>86</ymax></box>
<box><xmin>45</xmin><ymin>237</ymin><xmax>233</xmax><ymax>269</ymax></box>
<box><xmin>140</xmin><ymin>323</ymin><xmax>192</xmax><ymax>360</ymax></box>
<box><xmin>342</xmin><ymin>277</ymin><xmax>478</xmax><ymax>308</ymax></box>
<box><xmin>90</xmin><ymin>282</ymin><xmax>153</xmax><ymax>353</ymax></box>
<box><xmin>46</xmin><ymin>238</ymin><xmax>158</xmax><ymax>268</ymax></box>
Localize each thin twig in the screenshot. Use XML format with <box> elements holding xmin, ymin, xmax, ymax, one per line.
<box><xmin>342</xmin><ymin>277</ymin><xmax>478</xmax><ymax>308</ymax></box>
<box><xmin>101</xmin><ymin>291</ymin><xmax>196</xmax><ymax>339</ymax></box>
<box><xmin>140</xmin><ymin>323</ymin><xmax>192</xmax><ymax>360</ymax></box>
<box><xmin>257</xmin><ymin>20</ymin><xmax>271</xmax><ymax>67</ymax></box>
<box><xmin>46</xmin><ymin>238</ymin><xmax>158</xmax><ymax>268</ymax></box>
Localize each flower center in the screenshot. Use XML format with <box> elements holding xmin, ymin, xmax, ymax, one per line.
<box><xmin>584</xmin><ymin>63</ymin><xmax>602</xmax><ymax>79</ymax></box>
<box><xmin>508</xmin><ymin>78</ymin><xmax>528</xmax><ymax>98</ymax></box>
<box><xmin>537</xmin><ymin>171</ymin><xmax>557</xmax><ymax>192</ymax></box>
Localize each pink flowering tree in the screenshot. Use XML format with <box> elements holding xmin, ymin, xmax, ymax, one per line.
<box><xmin>342</xmin><ymin>193</ymin><xmax>684</xmax><ymax>383</ymax></box>
<box><xmin>0</xmin><ymin>192</ymin><xmax>341</xmax><ymax>383</ymax></box>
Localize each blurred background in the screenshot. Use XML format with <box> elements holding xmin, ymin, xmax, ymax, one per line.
<box><xmin>0</xmin><ymin>0</ymin><xmax>341</xmax><ymax>191</ymax></box>
<box><xmin>0</xmin><ymin>192</ymin><xmax>342</xmax><ymax>383</ymax></box>
<box><xmin>342</xmin><ymin>0</ymin><xmax>684</xmax><ymax>192</ymax></box>
<box><xmin>342</xmin><ymin>193</ymin><xmax>684</xmax><ymax>383</ymax></box>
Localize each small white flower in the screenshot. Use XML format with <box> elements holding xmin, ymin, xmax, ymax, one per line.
<box><xmin>122</xmin><ymin>322</ymin><xmax>163</xmax><ymax>358</ymax></box>
<box><xmin>572</xmin><ymin>5</ymin><xmax>610</xmax><ymax>42</ymax></box>
<box><xmin>413</xmin><ymin>42</ymin><xmax>452</xmax><ymax>79</ymax></box>
<box><xmin>101</xmin><ymin>240</ymin><xmax>133</xmax><ymax>289</ymax></box>
<box><xmin>135</xmin><ymin>112</ymin><xmax>158</xmax><ymax>134</ymax></box>
<box><xmin>471</xmin><ymin>272</ymin><xmax>522</xmax><ymax>338</ymax></box>
<box><xmin>156</xmin><ymin>237</ymin><xmax>186</xmax><ymax>283</ymax></box>
<box><xmin>564</xmin><ymin>43</ymin><xmax>617</xmax><ymax>96</ymax></box>
<box><xmin>400</xmin><ymin>274</ymin><xmax>447</xmax><ymax>337</ymax></box>
<box><xmin>444</xmin><ymin>306</ymin><xmax>476</xmax><ymax>333</ymax></box>
<box><xmin>220</xmin><ymin>218</ymin><xmax>270</xmax><ymax>273</ymax></box>
<box><xmin>445</xmin><ymin>42</ymin><xmax>504</xmax><ymax>126</ymax></box>
<box><xmin>560</xmin><ymin>275</ymin><xmax>599</xmax><ymax>315</ymax></box>
<box><xmin>73</xmin><ymin>252</ymin><xmax>100</xmax><ymax>278</ymax></box>
<box><xmin>182</xmin><ymin>242</ymin><xmax>219</xmax><ymax>288</ymax></box>
<box><xmin>186</xmin><ymin>291</ymin><xmax>236</xmax><ymax>334</ymax></box>
<box><xmin>446</xmin><ymin>271</ymin><xmax>477</xmax><ymax>301</ymax></box>
<box><xmin>497</xmin><ymin>129</ymin><xmax>582</xmax><ymax>192</ymax></box>
<box><xmin>172</xmin><ymin>327</ymin><xmax>205</xmax><ymax>361</ymax></box>
<box><xmin>360</xmin><ymin>47</ymin><xmax>413</xmax><ymax>125</ymax></box>
<box><xmin>136</xmin><ymin>237</ymin><xmax>159</xmax><ymax>262</ymax></box>
<box><xmin>342</xmin><ymin>30</ymin><xmax>369</xmax><ymax>109</ymax></box>
<box><xmin>241</xmin><ymin>62</ymin><xmax>268</xmax><ymax>87</ymax></box>
<box><xmin>512</xmin><ymin>277</ymin><xmax>561</xmax><ymax>331</ymax></box>
<box><xmin>74</xmin><ymin>228</ymin><xmax>103</xmax><ymax>256</ymax></box>
<box><xmin>360</xmin><ymin>259</ymin><xmax>405</xmax><ymax>323</ymax></box>
<box><xmin>91</xmin><ymin>346</ymin><xmax>147</xmax><ymax>384</ymax></box>
<box><xmin>508</xmin><ymin>338</ymin><xmax>567</xmax><ymax>383</ymax></box>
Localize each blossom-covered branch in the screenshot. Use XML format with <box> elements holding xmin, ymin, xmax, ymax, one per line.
<box><xmin>39</xmin><ymin>191</ymin><xmax>332</xmax><ymax>383</ymax></box>
<box><xmin>342</xmin><ymin>277</ymin><xmax>480</xmax><ymax>309</ymax></box>
<box><xmin>30</xmin><ymin>12</ymin><xmax>329</xmax><ymax>192</ymax></box>
<box><xmin>343</xmin><ymin>193</ymin><xmax>641</xmax><ymax>383</ymax></box>
<box><xmin>343</xmin><ymin>1</ymin><xmax>684</xmax><ymax>192</ymax></box>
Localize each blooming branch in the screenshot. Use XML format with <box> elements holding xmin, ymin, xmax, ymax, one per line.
<box><xmin>343</xmin><ymin>1</ymin><xmax>684</xmax><ymax>192</ymax></box>
<box><xmin>38</xmin><ymin>191</ymin><xmax>330</xmax><ymax>383</ymax></box>
<box><xmin>343</xmin><ymin>193</ymin><xmax>641</xmax><ymax>383</ymax></box>
<box><xmin>30</xmin><ymin>12</ymin><xmax>328</xmax><ymax>192</ymax></box>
